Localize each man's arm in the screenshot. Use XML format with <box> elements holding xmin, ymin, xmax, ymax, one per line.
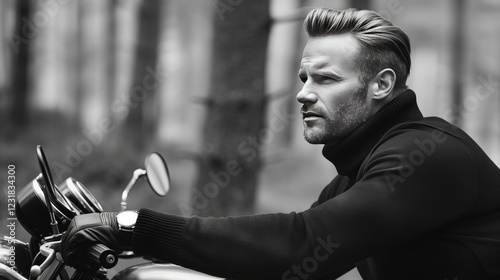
<box><xmin>132</xmin><ymin>127</ymin><xmax>478</xmax><ymax>279</ymax></box>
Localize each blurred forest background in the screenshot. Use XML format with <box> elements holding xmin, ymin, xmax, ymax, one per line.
<box><xmin>1</xmin><ymin>0</ymin><xmax>500</xmax><ymax>279</ymax></box>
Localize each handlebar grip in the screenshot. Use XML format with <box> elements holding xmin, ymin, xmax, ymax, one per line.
<box><xmin>87</xmin><ymin>244</ymin><xmax>118</xmax><ymax>269</ymax></box>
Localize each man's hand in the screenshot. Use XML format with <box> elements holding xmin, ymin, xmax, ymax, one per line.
<box><xmin>61</xmin><ymin>212</ymin><xmax>123</xmax><ymax>272</ymax></box>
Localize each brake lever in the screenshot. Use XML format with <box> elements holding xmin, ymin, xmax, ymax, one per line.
<box><xmin>30</xmin><ymin>241</ymin><xmax>61</xmax><ymax>279</ymax></box>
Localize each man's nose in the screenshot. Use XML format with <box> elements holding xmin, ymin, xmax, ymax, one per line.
<box><xmin>296</xmin><ymin>85</ymin><xmax>318</xmax><ymax>104</ymax></box>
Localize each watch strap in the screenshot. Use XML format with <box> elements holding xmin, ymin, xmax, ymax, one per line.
<box><xmin>117</xmin><ymin>211</ymin><xmax>138</xmax><ymax>251</ymax></box>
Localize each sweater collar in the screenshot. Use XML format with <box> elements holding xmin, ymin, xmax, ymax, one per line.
<box><xmin>322</xmin><ymin>89</ymin><xmax>423</xmax><ymax>177</ymax></box>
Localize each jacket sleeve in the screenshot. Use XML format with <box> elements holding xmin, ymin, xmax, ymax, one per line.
<box><xmin>132</xmin><ymin>126</ymin><xmax>478</xmax><ymax>279</ymax></box>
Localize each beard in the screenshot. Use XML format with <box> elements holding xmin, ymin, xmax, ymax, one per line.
<box><xmin>303</xmin><ymin>85</ymin><xmax>369</xmax><ymax>144</ymax></box>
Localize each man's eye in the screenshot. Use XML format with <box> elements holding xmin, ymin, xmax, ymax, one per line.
<box><xmin>299</xmin><ymin>76</ymin><xmax>307</xmax><ymax>83</ymax></box>
<box><xmin>318</xmin><ymin>76</ymin><xmax>336</xmax><ymax>83</ymax></box>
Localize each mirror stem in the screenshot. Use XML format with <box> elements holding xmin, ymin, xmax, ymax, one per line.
<box><xmin>120</xmin><ymin>169</ymin><xmax>147</xmax><ymax>211</ymax></box>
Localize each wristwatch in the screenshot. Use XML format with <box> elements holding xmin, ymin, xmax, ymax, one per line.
<box><xmin>117</xmin><ymin>210</ymin><xmax>138</xmax><ymax>251</ymax></box>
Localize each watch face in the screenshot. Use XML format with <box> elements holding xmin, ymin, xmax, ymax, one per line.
<box><xmin>117</xmin><ymin>211</ymin><xmax>138</xmax><ymax>228</ymax></box>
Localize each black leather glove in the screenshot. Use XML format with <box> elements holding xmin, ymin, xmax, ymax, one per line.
<box><xmin>61</xmin><ymin>212</ymin><xmax>122</xmax><ymax>272</ymax></box>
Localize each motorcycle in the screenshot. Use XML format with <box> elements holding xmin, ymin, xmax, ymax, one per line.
<box><xmin>0</xmin><ymin>145</ymin><xmax>223</xmax><ymax>280</ymax></box>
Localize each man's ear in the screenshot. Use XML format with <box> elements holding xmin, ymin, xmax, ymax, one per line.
<box><xmin>372</xmin><ymin>68</ymin><xmax>396</xmax><ymax>100</ymax></box>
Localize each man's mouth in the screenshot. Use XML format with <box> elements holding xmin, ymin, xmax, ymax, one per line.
<box><xmin>302</xmin><ymin>111</ymin><xmax>323</xmax><ymax>121</ymax></box>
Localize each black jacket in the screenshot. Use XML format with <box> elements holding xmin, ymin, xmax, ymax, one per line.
<box><xmin>132</xmin><ymin>90</ymin><xmax>500</xmax><ymax>279</ymax></box>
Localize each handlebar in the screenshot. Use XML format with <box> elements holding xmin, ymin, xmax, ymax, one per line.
<box><xmin>28</xmin><ymin>242</ymin><xmax>116</xmax><ymax>280</ymax></box>
<box><xmin>86</xmin><ymin>244</ymin><xmax>118</xmax><ymax>269</ymax></box>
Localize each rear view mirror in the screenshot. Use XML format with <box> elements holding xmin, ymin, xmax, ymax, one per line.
<box><xmin>121</xmin><ymin>152</ymin><xmax>170</xmax><ymax>211</ymax></box>
<box><xmin>145</xmin><ymin>152</ymin><xmax>170</xmax><ymax>197</ymax></box>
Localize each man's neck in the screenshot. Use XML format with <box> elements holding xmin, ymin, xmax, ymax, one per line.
<box><xmin>322</xmin><ymin>89</ymin><xmax>423</xmax><ymax>178</ymax></box>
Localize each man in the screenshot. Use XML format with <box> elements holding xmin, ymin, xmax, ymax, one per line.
<box><xmin>62</xmin><ymin>7</ymin><xmax>500</xmax><ymax>280</ymax></box>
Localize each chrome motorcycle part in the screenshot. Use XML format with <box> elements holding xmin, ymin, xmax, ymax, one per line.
<box><xmin>0</xmin><ymin>238</ymin><xmax>31</xmax><ymax>278</ymax></box>
<box><xmin>0</xmin><ymin>263</ymin><xmax>26</xmax><ymax>280</ymax></box>
<box><xmin>30</xmin><ymin>242</ymin><xmax>59</xmax><ymax>278</ymax></box>
<box><xmin>111</xmin><ymin>263</ymin><xmax>224</xmax><ymax>280</ymax></box>
<box><xmin>144</xmin><ymin>152</ymin><xmax>170</xmax><ymax>197</ymax></box>
<box><xmin>58</xmin><ymin>178</ymin><xmax>103</xmax><ymax>214</ymax></box>
<box><xmin>120</xmin><ymin>169</ymin><xmax>147</xmax><ymax>211</ymax></box>
<box><xmin>120</xmin><ymin>152</ymin><xmax>170</xmax><ymax>211</ymax></box>
<box><xmin>30</xmin><ymin>241</ymin><xmax>65</xmax><ymax>280</ymax></box>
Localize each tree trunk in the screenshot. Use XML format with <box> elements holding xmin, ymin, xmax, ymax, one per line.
<box><xmin>73</xmin><ymin>0</ymin><xmax>84</xmax><ymax>131</ymax></box>
<box><xmin>190</xmin><ymin>0</ymin><xmax>271</xmax><ymax>217</ymax></box>
<box><xmin>125</xmin><ymin>0</ymin><xmax>162</xmax><ymax>148</ymax></box>
<box><xmin>10</xmin><ymin>0</ymin><xmax>31</xmax><ymax>126</ymax></box>
<box><xmin>450</xmin><ymin>0</ymin><xmax>465</xmax><ymax>127</ymax></box>
<box><xmin>106</xmin><ymin>0</ymin><xmax>117</xmax><ymax>121</ymax></box>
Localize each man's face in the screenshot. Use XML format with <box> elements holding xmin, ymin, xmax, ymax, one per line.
<box><xmin>297</xmin><ymin>34</ymin><xmax>371</xmax><ymax>145</ymax></box>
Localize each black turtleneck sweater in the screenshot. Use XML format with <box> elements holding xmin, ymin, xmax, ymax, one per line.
<box><xmin>132</xmin><ymin>90</ymin><xmax>500</xmax><ymax>280</ymax></box>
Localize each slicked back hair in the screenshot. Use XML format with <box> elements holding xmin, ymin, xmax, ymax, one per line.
<box><xmin>304</xmin><ymin>8</ymin><xmax>411</xmax><ymax>90</ymax></box>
